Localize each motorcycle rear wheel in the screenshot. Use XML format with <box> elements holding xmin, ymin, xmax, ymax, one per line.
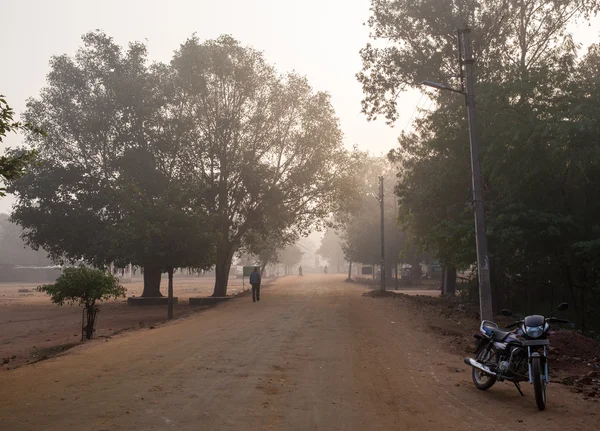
<box><xmin>472</xmin><ymin>348</ymin><xmax>497</xmax><ymax>390</ymax></box>
<box><xmin>532</xmin><ymin>356</ymin><xmax>547</xmax><ymax>411</ymax></box>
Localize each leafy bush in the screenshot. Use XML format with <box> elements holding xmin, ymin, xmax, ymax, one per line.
<box><xmin>39</xmin><ymin>266</ymin><xmax>125</xmax><ymax>308</ymax></box>
<box><xmin>38</xmin><ymin>266</ymin><xmax>126</xmax><ymax>339</ymax></box>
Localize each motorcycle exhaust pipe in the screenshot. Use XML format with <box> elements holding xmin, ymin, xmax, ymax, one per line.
<box><xmin>464</xmin><ymin>357</ymin><xmax>497</xmax><ymax>376</ymax></box>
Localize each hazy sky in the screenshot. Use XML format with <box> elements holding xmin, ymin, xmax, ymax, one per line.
<box><xmin>1</xmin><ymin>0</ymin><xmax>599</xmax><ymax>213</ymax></box>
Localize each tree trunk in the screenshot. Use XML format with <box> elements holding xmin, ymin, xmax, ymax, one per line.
<box><xmin>141</xmin><ymin>265</ymin><xmax>163</xmax><ymax>297</ymax></box>
<box><xmin>213</xmin><ymin>247</ymin><xmax>234</xmax><ymax>297</ymax></box>
<box><xmin>386</xmin><ymin>264</ymin><xmax>394</xmax><ymax>286</ymax></box>
<box><xmin>83</xmin><ymin>306</ymin><xmax>98</xmax><ymax>340</ymax></box>
<box><xmin>167</xmin><ymin>268</ymin><xmax>174</xmax><ymax>320</ymax></box>
<box><xmin>440</xmin><ymin>268</ymin><xmax>444</xmax><ymax>294</ymax></box>
<box><xmin>347</xmin><ymin>262</ymin><xmax>352</xmax><ymax>281</ymax></box>
<box><xmin>410</xmin><ymin>259</ymin><xmax>422</xmax><ymax>280</ymax></box>
<box><xmin>442</xmin><ymin>266</ymin><xmax>457</xmax><ymax>296</ymax></box>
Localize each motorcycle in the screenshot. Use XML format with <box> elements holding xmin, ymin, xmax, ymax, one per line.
<box><xmin>463</xmin><ymin>302</ymin><xmax>570</xmax><ymax>410</ymax></box>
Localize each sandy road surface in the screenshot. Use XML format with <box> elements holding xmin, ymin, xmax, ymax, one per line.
<box><xmin>0</xmin><ymin>275</ymin><xmax>597</xmax><ymax>430</ymax></box>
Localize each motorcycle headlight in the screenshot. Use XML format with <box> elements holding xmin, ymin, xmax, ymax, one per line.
<box><xmin>526</xmin><ymin>325</ymin><xmax>544</xmax><ymax>338</ymax></box>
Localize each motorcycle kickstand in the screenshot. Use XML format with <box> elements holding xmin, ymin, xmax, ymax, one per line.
<box><xmin>514</xmin><ymin>382</ymin><xmax>525</xmax><ymax>397</ymax></box>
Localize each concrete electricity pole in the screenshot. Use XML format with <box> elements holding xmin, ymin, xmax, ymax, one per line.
<box><xmin>422</xmin><ymin>28</ymin><xmax>493</xmax><ymax>321</ymax></box>
<box><xmin>461</xmin><ymin>29</ymin><xmax>493</xmax><ymax>322</ymax></box>
<box><xmin>379</xmin><ymin>176</ymin><xmax>386</xmax><ymax>292</ymax></box>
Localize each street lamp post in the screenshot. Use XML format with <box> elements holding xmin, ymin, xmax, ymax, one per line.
<box><xmin>379</xmin><ymin>176</ymin><xmax>385</xmax><ymax>292</ymax></box>
<box><xmin>421</xmin><ymin>28</ymin><xmax>493</xmax><ymax>322</ymax></box>
<box><xmin>369</xmin><ymin>178</ymin><xmax>387</xmax><ymax>292</ymax></box>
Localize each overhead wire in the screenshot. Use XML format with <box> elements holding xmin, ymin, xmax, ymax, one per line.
<box><xmin>402</xmin><ymin>92</ymin><xmax>425</xmax><ymax>135</ymax></box>
<box><xmin>406</xmin><ymin>92</ymin><xmax>437</xmax><ymax>135</ymax></box>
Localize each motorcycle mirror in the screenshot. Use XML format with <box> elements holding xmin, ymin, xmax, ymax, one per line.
<box><xmin>557</xmin><ymin>303</ymin><xmax>568</xmax><ymax>311</ymax></box>
<box><xmin>501</xmin><ymin>309</ymin><xmax>513</xmax><ymax>317</ymax></box>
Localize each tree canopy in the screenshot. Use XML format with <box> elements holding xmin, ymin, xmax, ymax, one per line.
<box><xmin>171</xmin><ymin>35</ymin><xmax>355</xmax><ymax>296</ymax></box>
<box><xmin>331</xmin><ymin>155</ymin><xmax>418</xmax><ymax>281</ymax></box>
<box><xmin>8</xmin><ymin>31</ymin><xmax>355</xmax><ymax>299</ymax></box>
<box><xmin>8</xmin><ymin>31</ymin><xmax>215</xmax><ymax>297</ymax></box>
<box><xmin>361</xmin><ymin>0</ymin><xmax>600</xmax><ymax>332</ymax></box>
<box><xmin>317</xmin><ymin>229</ymin><xmax>346</xmax><ymax>273</ymax></box>
<box><xmin>0</xmin><ymin>95</ymin><xmax>41</xmax><ymax>197</ymax></box>
<box><xmin>359</xmin><ymin>0</ymin><xmax>600</xmax><ymax>122</ymax></box>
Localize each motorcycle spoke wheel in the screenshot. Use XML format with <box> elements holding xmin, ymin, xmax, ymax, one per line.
<box><xmin>472</xmin><ymin>349</ymin><xmax>497</xmax><ymax>390</ymax></box>
<box><xmin>532</xmin><ymin>357</ymin><xmax>547</xmax><ymax>411</ymax></box>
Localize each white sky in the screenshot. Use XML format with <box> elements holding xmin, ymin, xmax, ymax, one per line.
<box><xmin>1</xmin><ymin>0</ymin><xmax>599</xmax><ymax>214</ymax></box>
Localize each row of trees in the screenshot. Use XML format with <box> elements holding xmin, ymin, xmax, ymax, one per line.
<box><xmin>236</xmin><ymin>242</ymin><xmax>304</xmax><ymax>275</ymax></box>
<box><xmin>359</xmin><ymin>0</ymin><xmax>600</xmax><ymax>333</ymax></box>
<box><xmin>4</xmin><ymin>31</ymin><xmax>356</xmax><ymax>298</ymax></box>
<box><xmin>317</xmin><ymin>229</ymin><xmax>345</xmax><ymax>273</ymax></box>
<box><xmin>325</xmin><ymin>154</ymin><xmax>422</xmax><ymax>283</ymax></box>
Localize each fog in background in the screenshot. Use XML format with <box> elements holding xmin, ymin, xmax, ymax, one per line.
<box><xmin>1</xmin><ymin>0</ymin><xmax>599</xmax><ymax>215</ymax></box>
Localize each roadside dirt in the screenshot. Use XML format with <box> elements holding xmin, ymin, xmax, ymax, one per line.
<box><xmin>0</xmin><ymin>275</ymin><xmax>598</xmax><ymax>430</ymax></box>
<box><xmin>386</xmin><ymin>291</ymin><xmax>600</xmax><ymax>401</ymax></box>
<box><xmin>0</xmin><ymin>276</ymin><xmax>249</xmax><ymax>371</ymax></box>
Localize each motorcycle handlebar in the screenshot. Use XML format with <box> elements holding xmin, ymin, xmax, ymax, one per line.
<box><xmin>505</xmin><ymin>321</ymin><xmax>521</xmax><ymax>329</ymax></box>
<box><xmin>503</xmin><ymin>318</ymin><xmax>571</xmax><ymax>329</ymax></box>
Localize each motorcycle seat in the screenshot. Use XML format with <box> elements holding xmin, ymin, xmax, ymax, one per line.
<box><xmin>492</xmin><ymin>328</ymin><xmax>511</xmax><ymax>341</ymax></box>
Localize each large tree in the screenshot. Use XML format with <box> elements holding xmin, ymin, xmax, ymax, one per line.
<box><xmin>9</xmin><ymin>31</ymin><xmax>215</xmax><ymax>296</ymax></box>
<box><xmin>172</xmin><ymin>35</ymin><xmax>354</xmax><ymax>296</ymax></box>
<box><xmin>317</xmin><ymin>229</ymin><xmax>345</xmax><ymax>273</ymax></box>
<box><xmin>361</xmin><ymin>0</ymin><xmax>600</xmax><ymax>329</ymax></box>
<box><xmin>239</xmin><ymin>227</ymin><xmax>299</xmax><ymax>274</ymax></box>
<box><xmin>334</xmin><ymin>156</ymin><xmax>416</xmax><ymax>282</ymax></box>
<box><xmin>359</xmin><ymin>0</ymin><xmax>600</xmax><ymax>122</ymax></box>
<box><xmin>279</xmin><ymin>244</ymin><xmax>304</xmax><ymax>275</ymax></box>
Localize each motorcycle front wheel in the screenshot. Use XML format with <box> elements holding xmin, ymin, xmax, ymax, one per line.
<box><xmin>472</xmin><ymin>347</ymin><xmax>497</xmax><ymax>390</ymax></box>
<box><xmin>532</xmin><ymin>356</ymin><xmax>547</xmax><ymax>410</ymax></box>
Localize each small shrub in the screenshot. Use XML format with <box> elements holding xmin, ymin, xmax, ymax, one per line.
<box><xmin>38</xmin><ymin>266</ymin><xmax>126</xmax><ymax>339</ymax></box>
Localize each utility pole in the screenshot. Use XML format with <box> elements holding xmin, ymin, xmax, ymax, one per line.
<box><xmin>379</xmin><ymin>176</ymin><xmax>386</xmax><ymax>291</ymax></box>
<box><xmin>460</xmin><ymin>28</ymin><xmax>493</xmax><ymax>322</ymax></box>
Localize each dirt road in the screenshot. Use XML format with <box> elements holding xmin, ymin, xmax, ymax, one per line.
<box><xmin>0</xmin><ymin>276</ymin><xmax>597</xmax><ymax>430</ymax></box>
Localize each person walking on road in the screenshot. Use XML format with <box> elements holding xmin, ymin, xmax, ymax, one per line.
<box><xmin>250</xmin><ymin>267</ymin><xmax>261</xmax><ymax>302</ymax></box>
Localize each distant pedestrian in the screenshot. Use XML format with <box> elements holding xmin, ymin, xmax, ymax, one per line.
<box><xmin>298</xmin><ymin>266</ymin><xmax>303</xmax><ymax>276</ymax></box>
<box><xmin>249</xmin><ymin>267</ymin><xmax>261</xmax><ymax>302</ymax></box>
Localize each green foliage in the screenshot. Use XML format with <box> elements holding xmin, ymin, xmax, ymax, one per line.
<box><xmin>279</xmin><ymin>245</ymin><xmax>303</xmax><ymax>267</ymax></box>
<box><xmin>317</xmin><ymin>229</ymin><xmax>345</xmax><ymax>271</ymax></box>
<box><xmin>362</xmin><ymin>0</ymin><xmax>600</xmax><ymax>332</ymax></box>
<box><xmin>239</xmin><ymin>228</ymin><xmax>298</xmax><ymax>269</ymax></box>
<box><xmin>0</xmin><ymin>95</ymin><xmax>42</xmax><ymax>197</ymax></box>
<box><xmin>38</xmin><ymin>266</ymin><xmax>125</xmax><ymax>309</ymax></box>
<box><xmin>334</xmin><ymin>155</ymin><xmax>418</xmax><ymax>273</ymax></box>
<box><xmin>9</xmin><ymin>31</ymin><xmax>354</xmax><ymax>297</ymax></box>
<box><xmin>172</xmin><ymin>34</ymin><xmax>356</xmax><ymax>295</ymax></box>
<box><xmin>359</xmin><ymin>0</ymin><xmax>600</xmax><ymax>122</ymax></box>
<box><xmin>8</xmin><ymin>32</ymin><xmax>215</xmax><ymax>297</ymax></box>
